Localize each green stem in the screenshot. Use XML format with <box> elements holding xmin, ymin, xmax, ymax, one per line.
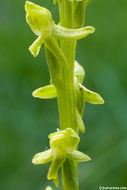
<box><xmin>45</xmin><ymin>41</ymin><xmax>79</xmax><ymax>189</ymax></box>
<box><xmin>56</xmin><ymin>39</ymin><xmax>77</xmax><ymax>131</ymax></box>
<box><xmin>62</xmin><ymin>158</ymin><xmax>78</xmax><ymax>190</ymax></box>
<box><xmin>56</xmin><ymin>0</ymin><xmax>86</xmax><ymax>189</ymax></box>
<box><xmin>45</xmin><ymin>0</ymin><xmax>86</xmax><ymax>188</ymax></box>
<box><xmin>57</xmin><ymin>40</ymin><xmax>78</xmax><ymax>190</ymax></box>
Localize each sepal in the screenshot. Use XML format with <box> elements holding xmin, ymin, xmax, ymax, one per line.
<box><xmin>54</xmin><ymin>25</ymin><xmax>95</xmax><ymax>40</ymax></box>
<box><xmin>25</xmin><ymin>1</ymin><xmax>50</xmax><ymax>14</ymax></box>
<box><xmin>25</xmin><ymin>1</ymin><xmax>52</xmax><ymax>36</ymax></box>
<box><xmin>32</xmin><ymin>84</ymin><xmax>57</xmax><ymax>99</ymax></box>
<box><xmin>32</xmin><ymin>149</ymin><xmax>53</xmax><ymax>164</ymax></box>
<box><xmin>67</xmin><ymin>150</ymin><xmax>91</xmax><ymax>162</ymax></box>
<box><xmin>79</xmin><ymin>83</ymin><xmax>104</xmax><ymax>104</ymax></box>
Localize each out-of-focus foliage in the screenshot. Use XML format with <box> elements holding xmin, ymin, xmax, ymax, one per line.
<box><xmin>0</xmin><ymin>0</ymin><xmax>127</xmax><ymax>190</ymax></box>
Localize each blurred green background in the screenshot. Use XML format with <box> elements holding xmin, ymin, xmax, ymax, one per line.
<box><xmin>0</xmin><ymin>0</ymin><xmax>127</xmax><ymax>189</ymax></box>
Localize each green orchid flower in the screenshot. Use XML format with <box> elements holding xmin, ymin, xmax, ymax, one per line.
<box><xmin>25</xmin><ymin>0</ymin><xmax>104</xmax><ymax>189</ymax></box>
<box><xmin>32</xmin><ymin>128</ymin><xmax>91</xmax><ymax>186</ymax></box>
<box><xmin>25</xmin><ymin>1</ymin><xmax>53</xmax><ymax>56</ymax></box>
<box><xmin>25</xmin><ymin>1</ymin><xmax>95</xmax><ymax>58</ymax></box>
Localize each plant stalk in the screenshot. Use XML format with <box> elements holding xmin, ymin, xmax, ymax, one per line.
<box><xmin>45</xmin><ymin>0</ymin><xmax>86</xmax><ymax>188</ymax></box>
<box><xmin>56</xmin><ymin>0</ymin><xmax>86</xmax><ymax>189</ymax></box>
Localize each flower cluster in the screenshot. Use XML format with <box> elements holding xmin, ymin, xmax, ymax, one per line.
<box><xmin>25</xmin><ymin>1</ymin><xmax>104</xmax><ymax>189</ymax></box>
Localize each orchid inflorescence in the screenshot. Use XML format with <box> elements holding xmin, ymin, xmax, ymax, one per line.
<box><xmin>25</xmin><ymin>0</ymin><xmax>104</xmax><ymax>189</ymax></box>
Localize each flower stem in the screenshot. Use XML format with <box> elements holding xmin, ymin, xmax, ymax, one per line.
<box><xmin>56</xmin><ymin>39</ymin><xmax>78</xmax><ymax>189</ymax></box>
<box><xmin>56</xmin><ymin>0</ymin><xmax>86</xmax><ymax>189</ymax></box>
<box><xmin>56</xmin><ymin>39</ymin><xmax>77</xmax><ymax>131</ymax></box>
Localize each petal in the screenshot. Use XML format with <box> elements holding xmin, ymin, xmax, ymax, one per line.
<box><xmin>53</xmin><ymin>25</ymin><xmax>95</xmax><ymax>40</ymax></box>
<box><xmin>25</xmin><ymin>1</ymin><xmax>50</xmax><ymax>13</ymax></box>
<box><xmin>79</xmin><ymin>83</ymin><xmax>104</xmax><ymax>104</ymax></box>
<box><xmin>32</xmin><ymin>149</ymin><xmax>53</xmax><ymax>165</ymax></box>
<box><xmin>26</xmin><ymin>9</ymin><xmax>52</xmax><ymax>36</ymax></box>
<box><xmin>32</xmin><ymin>84</ymin><xmax>57</xmax><ymax>99</ymax></box>
<box><xmin>25</xmin><ymin>1</ymin><xmax>51</xmax><ymax>17</ymax></box>
<box><xmin>67</xmin><ymin>150</ymin><xmax>91</xmax><ymax>162</ymax></box>
<box><xmin>25</xmin><ymin>1</ymin><xmax>52</xmax><ymax>36</ymax></box>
